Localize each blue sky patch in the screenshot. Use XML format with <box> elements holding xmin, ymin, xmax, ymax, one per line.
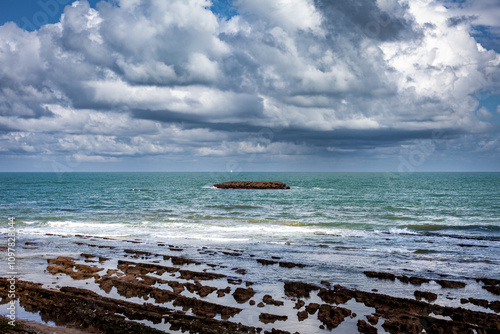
<box><xmin>475</xmin><ymin>93</ymin><xmax>500</xmax><ymax>124</ymax></box>
<box><xmin>210</xmin><ymin>0</ymin><xmax>237</xmax><ymax>20</ymax></box>
<box><xmin>0</xmin><ymin>0</ymin><xmax>102</xmax><ymax>31</ymax></box>
<box><xmin>471</xmin><ymin>25</ymin><xmax>500</xmax><ymax>53</ymax></box>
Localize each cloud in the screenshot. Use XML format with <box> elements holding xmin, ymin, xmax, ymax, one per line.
<box><xmin>0</xmin><ymin>0</ymin><xmax>499</xmax><ymax>171</ymax></box>
<box><xmin>235</xmin><ymin>0</ymin><xmax>323</xmax><ymax>34</ymax></box>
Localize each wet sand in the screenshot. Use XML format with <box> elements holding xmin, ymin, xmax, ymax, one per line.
<box><xmin>1</xmin><ymin>234</ymin><xmax>499</xmax><ymax>333</ymax></box>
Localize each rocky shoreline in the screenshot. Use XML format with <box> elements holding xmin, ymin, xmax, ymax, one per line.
<box><xmin>1</xmin><ymin>235</ymin><xmax>499</xmax><ymax>333</ymax></box>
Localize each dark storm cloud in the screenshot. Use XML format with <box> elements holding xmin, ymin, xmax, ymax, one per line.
<box><xmin>446</xmin><ymin>15</ymin><xmax>478</xmax><ymax>27</ymax></box>
<box><xmin>314</xmin><ymin>0</ymin><xmax>418</xmax><ymax>41</ymax></box>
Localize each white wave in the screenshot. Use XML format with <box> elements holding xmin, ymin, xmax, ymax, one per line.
<box><xmin>155</xmin><ymin>222</ymin><xmax>374</xmax><ymax>242</ymax></box>
<box><xmin>187</xmin><ymin>236</ymin><xmax>252</xmax><ymax>243</ymax></box>
<box><xmin>387</xmin><ymin>227</ymin><xmax>419</xmax><ymax>235</ymax></box>
<box><xmin>47</xmin><ymin>221</ymin><xmax>128</xmax><ymax>229</ymax></box>
<box><xmin>16</xmin><ymin>252</ymin><xmax>78</xmax><ymax>259</ymax></box>
<box><xmin>17</xmin><ymin>221</ymin><xmax>138</xmax><ymax>239</ymax></box>
<box><xmin>155</xmin><ymin>234</ymin><xmax>251</xmax><ymax>243</ymax></box>
<box><xmin>364</xmin><ymin>247</ymin><xmax>412</xmax><ymax>253</ymax></box>
<box><xmin>91</xmin><ymin>234</ymin><xmax>130</xmax><ymax>238</ymax></box>
<box><xmin>17</xmin><ymin>228</ymin><xmax>132</xmax><ymax>238</ymax></box>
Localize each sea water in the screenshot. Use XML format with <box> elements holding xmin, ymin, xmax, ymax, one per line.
<box><xmin>1</xmin><ymin>172</ymin><xmax>499</xmax><ymax>302</ymax></box>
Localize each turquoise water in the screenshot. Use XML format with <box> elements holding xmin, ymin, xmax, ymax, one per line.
<box><xmin>1</xmin><ymin>172</ymin><xmax>500</xmax><ymax>290</ymax></box>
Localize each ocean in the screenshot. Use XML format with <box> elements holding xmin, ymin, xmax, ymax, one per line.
<box><xmin>1</xmin><ymin>172</ymin><xmax>499</xmax><ymax>332</ymax></box>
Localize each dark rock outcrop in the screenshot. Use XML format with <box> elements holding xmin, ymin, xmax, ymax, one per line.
<box><xmin>232</xmin><ymin>287</ymin><xmax>256</xmax><ymax>303</ymax></box>
<box><xmin>319</xmin><ymin>284</ymin><xmax>500</xmax><ymax>333</ymax></box>
<box><xmin>436</xmin><ymin>279</ymin><xmax>466</xmax><ymax>289</ymax></box>
<box><xmin>366</xmin><ymin>314</ymin><xmax>379</xmax><ymax>325</ymax></box>
<box><xmin>490</xmin><ymin>301</ymin><xmax>500</xmax><ymax>313</ymax></box>
<box><xmin>213</xmin><ymin>181</ymin><xmax>290</xmax><ymax>189</ymax></box>
<box><xmin>46</xmin><ymin>256</ymin><xmax>103</xmax><ymax>280</ymax></box>
<box><xmin>297</xmin><ymin>310</ymin><xmax>308</xmax><ymax>321</ymax></box>
<box><xmin>259</xmin><ymin>313</ymin><xmax>288</xmax><ymax>324</ymax></box>
<box><xmin>476</xmin><ymin>278</ymin><xmax>500</xmax><ymax>285</ymax></box>
<box><xmin>357</xmin><ymin>319</ymin><xmax>377</xmax><ymax>334</ymax></box>
<box><xmin>0</xmin><ymin>278</ymin><xmax>259</xmax><ymax>334</ymax></box>
<box><xmin>318</xmin><ymin>285</ymin><xmax>352</xmax><ymax>305</ymax></box>
<box><xmin>478</xmin><ymin>278</ymin><xmax>500</xmax><ymax>296</ymax></box>
<box><xmin>257</xmin><ymin>259</ymin><xmax>278</xmax><ymax>265</ymax></box>
<box><xmin>263</xmin><ymin>295</ymin><xmax>284</xmax><ymax>306</ymax></box>
<box><xmin>364</xmin><ymin>271</ymin><xmax>396</xmax><ymax>280</ymax></box>
<box><xmin>294</xmin><ymin>300</ymin><xmax>305</xmax><ymax>309</ymax></box>
<box><xmin>305</xmin><ymin>303</ymin><xmax>320</xmax><ymax>314</ymax></box>
<box><xmin>284</xmin><ymin>282</ymin><xmax>320</xmax><ymax>298</ymax></box>
<box><xmin>382</xmin><ymin>314</ymin><xmax>423</xmax><ymax>334</ymax></box>
<box><xmin>279</xmin><ymin>261</ymin><xmax>306</xmax><ymax>268</ymax></box>
<box><xmin>414</xmin><ymin>290</ymin><xmax>437</xmax><ymax>302</ymax></box>
<box><xmin>483</xmin><ymin>285</ymin><xmax>500</xmax><ymax>295</ymax></box>
<box><xmin>317</xmin><ymin>304</ymin><xmax>351</xmax><ymax>329</ymax></box>
<box><xmin>407</xmin><ymin>276</ymin><xmax>431</xmax><ymax>285</ymax></box>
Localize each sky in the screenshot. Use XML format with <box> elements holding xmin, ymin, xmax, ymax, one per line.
<box><xmin>0</xmin><ymin>0</ymin><xmax>499</xmax><ymax>172</ymax></box>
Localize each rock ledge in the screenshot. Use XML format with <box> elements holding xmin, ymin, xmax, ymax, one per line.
<box><xmin>213</xmin><ymin>181</ymin><xmax>290</xmax><ymax>189</ymax></box>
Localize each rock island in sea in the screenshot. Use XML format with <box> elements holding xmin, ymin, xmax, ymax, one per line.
<box><xmin>213</xmin><ymin>181</ymin><xmax>291</xmax><ymax>189</ymax></box>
